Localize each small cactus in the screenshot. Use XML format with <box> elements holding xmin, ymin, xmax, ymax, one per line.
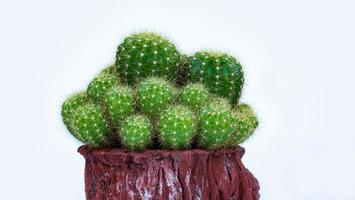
<box><xmin>180</xmin><ymin>83</ymin><xmax>209</xmax><ymax>111</ymax></box>
<box><xmin>87</xmin><ymin>73</ymin><xmax>118</xmax><ymax>103</ymax></box>
<box><xmin>199</xmin><ymin>99</ymin><xmax>236</xmax><ymax>149</ymax></box>
<box><xmin>104</xmin><ymin>85</ymin><xmax>135</xmax><ymax>128</ymax></box>
<box><xmin>137</xmin><ymin>77</ymin><xmax>175</xmax><ymax>117</ymax></box>
<box><xmin>116</xmin><ymin>32</ymin><xmax>181</xmax><ymax>85</ymax></box>
<box><xmin>230</xmin><ymin>104</ymin><xmax>259</xmax><ymax>145</ymax></box>
<box><xmin>121</xmin><ymin>115</ymin><xmax>151</xmax><ymax>151</ymax></box>
<box><xmin>99</xmin><ymin>64</ymin><xmax>120</xmax><ymax>80</ymax></box>
<box><xmin>158</xmin><ymin>105</ymin><xmax>196</xmax><ymax>149</ymax></box>
<box><xmin>71</xmin><ymin>103</ymin><xmax>110</xmax><ymax>147</ymax></box>
<box><xmin>61</xmin><ymin>91</ymin><xmax>87</xmax><ymax>142</ymax></box>
<box><xmin>188</xmin><ymin>51</ymin><xmax>244</xmax><ymax>105</ymax></box>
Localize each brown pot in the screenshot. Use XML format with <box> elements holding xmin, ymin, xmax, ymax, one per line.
<box><xmin>78</xmin><ymin>145</ymin><xmax>260</xmax><ymax>200</ymax></box>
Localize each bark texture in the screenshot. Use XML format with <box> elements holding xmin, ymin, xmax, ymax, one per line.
<box><xmin>78</xmin><ymin>145</ymin><xmax>260</xmax><ymax>200</ymax></box>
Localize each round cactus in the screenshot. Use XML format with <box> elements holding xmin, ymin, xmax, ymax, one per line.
<box><xmin>158</xmin><ymin>105</ymin><xmax>197</xmax><ymax>149</ymax></box>
<box><xmin>71</xmin><ymin>103</ymin><xmax>110</xmax><ymax>147</ymax></box>
<box><xmin>99</xmin><ymin>64</ymin><xmax>120</xmax><ymax>80</ymax></box>
<box><xmin>61</xmin><ymin>91</ymin><xmax>87</xmax><ymax>142</ymax></box>
<box><xmin>188</xmin><ymin>51</ymin><xmax>244</xmax><ymax>105</ymax></box>
<box><xmin>230</xmin><ymin>104</ymin><xmax>259</xmax><ymax>145</ymax></box>
<box><xmin>180</xmin><ymin>83</ymin><xmax>209</xmax><ymax>111</ymax></box>
<box><xmin>199</xmin><ymin>99</ymin><xmax>236</xmax><ymax>149</ymax></box>
<box><xmin>115</xmin><ymin>32</ymin><xmax>181</xmax><ymax>85</ymax></box>
<box><xmin>105</xmin><ymin>85</ymin><xmax>135</xmax><ymax>128</ymax></box>
<box><xmin>87</xmin><ymin>73</ymin><xmax>118</xmax><ymax>103</ymax></box>
<box><xmin>121</xmin><ymin>115</ymin><xmax>151</xmax><ymax>151</ymax></box>
<box><xmin>137</xmin><ymin>77</ymin><xmax>175</xmax><ymax>117</ymax></box>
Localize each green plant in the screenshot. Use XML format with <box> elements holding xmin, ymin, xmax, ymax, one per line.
<box><xmin>188</xmin><ymin>51</ymin><xmax>244</xmax><ymax>105</ymax></box>
<box><xmin>99</xmin><ymin>64</ymin><xmax>120</xmax><ymax>80</ymax></box>
<box><xmin>158</xmin><ymin>105</ymin><xmax>196</xmax><ymax>149</ymax></box>
<box><xmin>87</xmin><ymin>73</ymin><xmax>119</xmax><ymax>103</ymax></box>
<box><xmin>230</xmin><ymin>103</ymin><xmax>259</xmax><ymax>145</ymax></box>
<box><xmin>116</xmin><ymin>32</ymin><xmax>181</xmax><ymax>85</ymax></box>
<box><xmin>104</xmin><ymin>85</ymin><xmax>135</xmax><ymax>128</ymax></box>
<box><xmin>180</xmin><ymin>83</ymin><xmax>209</xmax><ymax>111</ymax></box>
<box><xmin>137</xmin><ymin>77</ymin><xmax>175</xmax><ymax>117</ymax></box>
<box><xmin>120</xmin><ymin>115</ymin><xmax>151</xmax><ymax>151</ymax></box>
<box><xmin>71</xmin><ymin>102</ymin><xmax>110</xmax><ymax>147</ymax></box>
<box><xmin>61</xmin><ymin>91</ymin><xmax>87</xmax><ymax>141</ymax></box>
<box><xmin>199</xmin><ymin>98</ymin><xmax>236</xmax><ymax>149</ymax></box>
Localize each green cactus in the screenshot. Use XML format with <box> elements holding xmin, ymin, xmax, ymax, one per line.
<box><xmin>137</xmin><ymin>77</ymin><xmax>175</xmax><ymax>117</ymax></box>
<box><xmin>180</xmin><ymin>83</ymin><xmax>209</xmax><ymax>111</ymax></box>
<box><xmin>61</xmin><ymin>91</ymin><xmax>87</xmax><ymax>142</ymax></box>
<box><xmin>176</xmin><ymin>54</ymin><xmax>189</xmax><ymax>86</ymax></box>
<box><xmin>158</xmin><ymin>105</ymin><xmax>196</xmax><ymax>149</ymax></box>
<box><xmin>121</xmin><ymin>115</ymin><xmax>151</xmax><ymax>151</ymax></box>
<box><xmin>104</xmin><ymin>85</ymin><xmax>135</xmax><ymax>128</ymax></box>
<box><xmin>99</xmin><ymin>64</ymin><xmax>120</xmax><ymax>80</ymax></box>
<box><xmin>230</xmin><ymin>104</ymin><xmax>259</xmax><ymax>145</ymax></box>
<box><xmin>115</xmin><ymin>32</ymin><xmax>181</xmax><ymax>85</ymax></box>
<box><xmin>87</xmin><ymin>73</ymin><xmax>118</xmax><ymax>103</ymax></box>
<box><xmin>71</xmin><ymin>103</ymin><xmax>110</xmax><ymax>147</ymax></box>
<box><xmin>199</xmin><ymin>98</ymin><xmax>236</xmax><ymax>149</ymax></box>
<box><xmin>188</xmin><ymin>51</ymin><xmax>244</xmax><ymax>105</ymax></box>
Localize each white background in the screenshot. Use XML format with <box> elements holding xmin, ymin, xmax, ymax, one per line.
<box><xmin>0</xmin><ymin>0</ymin><xmax>354</xmax><ymax>199</ymax></box>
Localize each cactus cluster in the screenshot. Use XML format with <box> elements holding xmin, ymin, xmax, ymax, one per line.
<box><xmin>61</xmin><ymin>32</ymin><xmax>259</xmax><ymax>151</ymax></box>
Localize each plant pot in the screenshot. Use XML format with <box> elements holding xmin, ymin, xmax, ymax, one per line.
<box><xmin>78</xmin><ymin>145</ymin><xmax>260</xmax><ymax>200</ymax></box>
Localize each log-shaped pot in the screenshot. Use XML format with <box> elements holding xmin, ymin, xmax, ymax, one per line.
<box><xmin>78</xmin><ymin>145</ymin><xmax>260</xmax><ymax>200</ymax></box>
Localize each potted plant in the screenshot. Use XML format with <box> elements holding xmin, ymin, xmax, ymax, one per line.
<box><xmin>62</xmin><ymin>32</ymin><xmax>260</xmax><ymax>199</ymax></box>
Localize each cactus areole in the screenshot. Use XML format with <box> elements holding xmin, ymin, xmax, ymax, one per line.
<box><xmin>61</xmin><ymin>32</ymin><xmax>260</xmax><ymax>199</ymax></box>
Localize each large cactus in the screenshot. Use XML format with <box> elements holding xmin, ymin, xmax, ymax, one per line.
<box><xmin>199</xmin><ymin>98</ymin><xmax>236</xmax><ymax>149</ymax></box>
<box><xmin>188</xmin><ymin>51</ymin><xmax>244</xmax><ymax>105</ymax></box>
<box><xmin>116</xmin><ymin>32</ymin><xmax>181</xmax><ymax>85</ymax></box>
<box><xmin>104</xmin><ymin>85</ymin><xmax>135</xmax><ymax>128</ymax></box>
<box><xmin>137</xmin><ymin>77</ymin><xmax>175</xmax><ymax>118</ymax></box>
<box><xmin>120</xmin><ymin>115</ymin><xmax>152</xmax><ymax>151</ymax></box>
<box><xmin>158</xmin><ymin>105</ymin><xmax>197</xmax><ymax>149</ymax></box>
<box><xmin>71</xmin><ymin>103</ymin><xmax>110</xmax><ymax>147</ymax></box>
<box><xmin>230</xmin><ymin>103</ymin><xmax>259</xmax><ymax>145</ymax></box>
<box><xmin>61</xmin><ymin>91</ymin><xmax>87</xmax><ymax>142</ymax></box>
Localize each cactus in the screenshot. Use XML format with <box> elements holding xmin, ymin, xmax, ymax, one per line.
<box><xmin>137</xmin><ymin>77</ymin><xmax>175</xmax><ymax>117</ymax></box>
<box><xmin>87</xmin><ymin>73</ymin><xmax>118</xmax><ymax>103</ymax></box>
<box><xmin>176</xmin><ymin>54</ymin><xmax>189</xmax><ymax>86</ymax></box>
<box><xmin>99</xmin><ymin>64</ymin><xmax>120</xmax><ymax>80</ymax></box>
<box><xmin>180</xmin><ymin>83</ymin><xmax>209</xmax><ymax>111</ymax></box>
<box><xmin>121</xmin><ymin>115</ymin><xmax>151</xmax><ymax>151</ymax></box>
<box><xmin>158</xmin><ymin>105</ymin><xmax>196</xmax><ymax>149</ymax></box>
<box><xmin>188</xmin><ymin>51</ymin><xmax>244</xmax><ymax>105</ymax></box>
<box><xmin>115</xmin><ymin>32</ymin><xmax>181</xmax><ymax>85</ymax></box>
<box><xmin>61</xmin><ymin>91</ymin><xmax>87</xmax><ymax>142</ymax></box>
<box><xmin>104</xmin><ymin>85</ymin><xmax>135</xmax><ymax>128</ymax></box>
<box><xmin>199</xmin><ymin>98</ymin><xmax>236</xmax><ymax>149</ymax></box>
<box><xmin>71</xmin><ymin>103</ymin><xmax>110</xmax><ymax>147</ymax></box>
<box><xmin>230</xmin><ymin>104</ymin><xmax>259</xmax><ymax>145</ymax></box>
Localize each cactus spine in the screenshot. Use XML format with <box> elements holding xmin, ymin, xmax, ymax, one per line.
<box><xmin>121</xmin><ymin>115</ymin><xmax>151</xmax><ymax>151</ymax></box>
<box><xmin>188</xmin><ymin>51</ymin><xmax>244</xmax><ymax>105</ymax></box>
<box><xmin>231</xmin><ymin>104</ymin><xmax>259</xmax><ymax>145</ymax></box>
<box><xmin>104</xmin><ymin>85</ymin><xmax>135</xmax><ymax>128</ymax></box>
<box><xmin>71</xmin><ymin>103</ymin><xmax>110</xmax><ymax>147</ymax></box>
<box><xmin>116</xmin><ymin>32</ymin><xmax>181</xmax><ymax>85</ymax></box>
<box><xmin>180</xmin><ymin>83</ymin><xmax>209</xmax><ymax>111</ymax></box>
<box><xmin>137</xmin><ymin>77</ymin><xmax>175</xmax><ymax>117</ymax></box>
<box><xmin>61</xmin><ymin>92</ymin><xmax>87</xmax><ymax>141</ymax></box>
<box><xmin>199</xmin><ymin>98</ymin><xmax>235</xmax><ymax>149</ymax></box>
<box><xmin>87</xmin><ymin>73</ymin><xmax>118</xmax><ymax>103</ymax></box>
<box><xmin>158</xmin><ymin>105</ymin><xmax>196</xmax><ymax>149</ymax></box>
